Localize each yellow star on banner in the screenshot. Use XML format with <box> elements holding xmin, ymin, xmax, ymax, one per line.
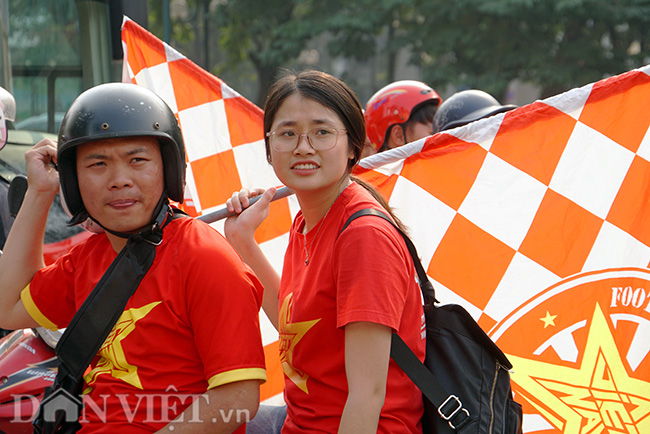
<box><xmin>541</xmin><ymin>311</ymin><xmax>557</xmax><ymax>328</ymax></box>
<box><xmin>84</xmin><ymin>301</ymin><xmax>160</xmax><ymax>390</ymax></box>
<box><xmin>278</xmin><ymin>293</ymin><xmax>320</xmax><ymax>394</ymax></box>
<box><xmin>508</xmin><ymin>304</ymin><xmax>650</xmax><ymax>434</ymax></box>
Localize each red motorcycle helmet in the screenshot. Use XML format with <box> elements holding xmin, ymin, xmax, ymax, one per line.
<box><xmin>364</xmin><ymin>80</ymin><xmax>441</xmax><ymax>151</ymax></box>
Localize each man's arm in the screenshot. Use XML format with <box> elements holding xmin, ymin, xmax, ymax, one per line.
<box><xmin>0</xmin><ymin>139</ymin><xmax>60</xmax><ymax>330</ymax></box>
<box><xmin>156</xmin><ymin>380</ymin><xmax>260</xmax><ymax>434</ymax></box>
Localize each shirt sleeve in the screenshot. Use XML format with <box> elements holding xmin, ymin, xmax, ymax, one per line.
<box><xmin>184</xmin><ymin>230</ymin><xmax>267</xmax><ymax>389</ymax></box>
<box><xmin>333</xmin><ymin>216</ymin><xmax>413</xmax><ymax>331</ymax></box>
<box><xmin>22</xmin><ymin>253</ymin><xmax>79</xmax><ymax>330</ymax></box>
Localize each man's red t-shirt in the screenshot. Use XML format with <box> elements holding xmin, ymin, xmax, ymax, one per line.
<box><xmin>22</xmin><ymin>217</ymin><xmax>267</xmax><ymax>433</ymax></box>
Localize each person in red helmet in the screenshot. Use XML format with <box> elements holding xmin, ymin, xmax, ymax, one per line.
<box><xmin>363</xmin><ymin>80</ymin><xmax>441</xmax><ymax>155</ymax></box>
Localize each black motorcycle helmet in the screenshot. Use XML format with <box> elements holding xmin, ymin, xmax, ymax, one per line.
<box><xmin>57</xmin><ymin>83</ymin><xmax>186</xmax><ymax>225</ymax></box>
<box><xmin>433</xmin><ymin>89</ymin><xmax>517</xmax><ymax>133</ymax></box>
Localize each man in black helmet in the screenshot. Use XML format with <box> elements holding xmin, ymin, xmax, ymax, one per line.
<box><xmin>0</xmin><ymin>83</ymin><xmax>266</xmax><ymax>433</ymax></box>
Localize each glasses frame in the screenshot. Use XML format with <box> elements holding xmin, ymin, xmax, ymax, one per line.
<box><xmin>266</xmin><ymin>127</ymin><xmax>348</xmax><ymax>152</ymax></box>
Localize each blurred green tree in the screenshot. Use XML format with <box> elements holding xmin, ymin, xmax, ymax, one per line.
<box><xmin>408</xmin><ymin>0</ymin><xmax>650</xmax><ymax>100</ymax></box>
<box><xmin>148</xmin><ymin>0</ymin><xmax>650</xmax><ymax>104</ymax></box>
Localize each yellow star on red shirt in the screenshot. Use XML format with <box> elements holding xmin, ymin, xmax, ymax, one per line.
<box><xmin>278</xmin><ymin>293</ymin><xmax>320</xmax><ymax>394</ymax></box>
<box><xmin>84</xmin><ymin>302</ymin><xmax>160</xmax><ymax>390</ymax></box>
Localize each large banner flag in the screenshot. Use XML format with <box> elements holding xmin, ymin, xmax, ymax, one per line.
<box><xmin>123</xmin><ymin>14</ymin><xmax>649</xmax><ymax>431</ymax></box>
<box><xmin>121</xmin><ymin>17</ymin><xmax>289</xmax><ymax>403</ymax></box>
<box><xmin>354</xmin><ymin>66</ymin><xmax>650</xmax><ymax>433</ymax></box>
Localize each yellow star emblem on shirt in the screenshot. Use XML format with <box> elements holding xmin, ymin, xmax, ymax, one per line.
<box><xmin>508</xmin><ymin>303</ymin><xmax>650</xmax><ymax>434</ymax></box>
<box><xmin>278</xmin><ymin>293</ymin><xmax>320</xmax><ymax>394</ymax></box>
<box><xmin>84</xmin><ymin>301</ymin><xmax>160</xmax><ymax>390</ymax></box>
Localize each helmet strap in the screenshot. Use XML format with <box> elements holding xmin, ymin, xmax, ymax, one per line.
<box><xmin>90</xmin><ymin>194</ymin><xmax>173</xmax><ymax>242</ymax></box>
<box><xmin>67</xmin><ymin>208</ymin><xmax>91</xmax><ymax>227</ymax></box>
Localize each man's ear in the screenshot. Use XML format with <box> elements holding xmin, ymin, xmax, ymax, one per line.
<box><xmin>387</xmin><ymin>124</ymin><xmax>406</xmax><ymax>148</ymax></box>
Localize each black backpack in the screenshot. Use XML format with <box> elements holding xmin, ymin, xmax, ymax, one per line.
<box><xmin>341</xmin><ymin>209</ymin><xmax>523</xmax><ymax>434</ymax></box>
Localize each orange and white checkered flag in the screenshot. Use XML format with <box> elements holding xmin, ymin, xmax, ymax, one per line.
<box><xmin>123</xmin><ymin>14</ymin><xmax>650</xmax><ymax>428</ymax></box>
<box><xmin>354</xmin><ymin>65</ymin><xmax>650</xmax><ymax>433</ymax></box>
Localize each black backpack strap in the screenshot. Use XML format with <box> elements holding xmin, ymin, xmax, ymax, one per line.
<box><xmin>391</xmin><ymin>334</ymin><xmax>470</xmax><ymax>430</ymax></box>
<box><xmin>341</xmin><ymin>208</ymin><xmax>471</xmax><ymax>431</ymax></box>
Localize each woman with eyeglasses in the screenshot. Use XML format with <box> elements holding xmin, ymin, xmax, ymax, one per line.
<box><xmin>225</xmin><ymin>70</ymin><xmax>425</xmax><ymax>434</ymax></box>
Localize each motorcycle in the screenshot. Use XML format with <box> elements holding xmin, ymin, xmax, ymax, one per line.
<box><xmin>0</xmin><ymin>328</ymin><xmax>60</xmax><ymax>434</ymax></box>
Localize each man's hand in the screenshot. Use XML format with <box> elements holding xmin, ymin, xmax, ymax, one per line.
<box><xmin>24</xmin><ymin>138</ymin><xmax>60</xmax><ymax>197</ymax></box>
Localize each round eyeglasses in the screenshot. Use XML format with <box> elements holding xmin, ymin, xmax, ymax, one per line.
<box><xmin>266</xmin><ymin>127</ymin><xmax>348</xmax><ymax>152</ymax></box>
